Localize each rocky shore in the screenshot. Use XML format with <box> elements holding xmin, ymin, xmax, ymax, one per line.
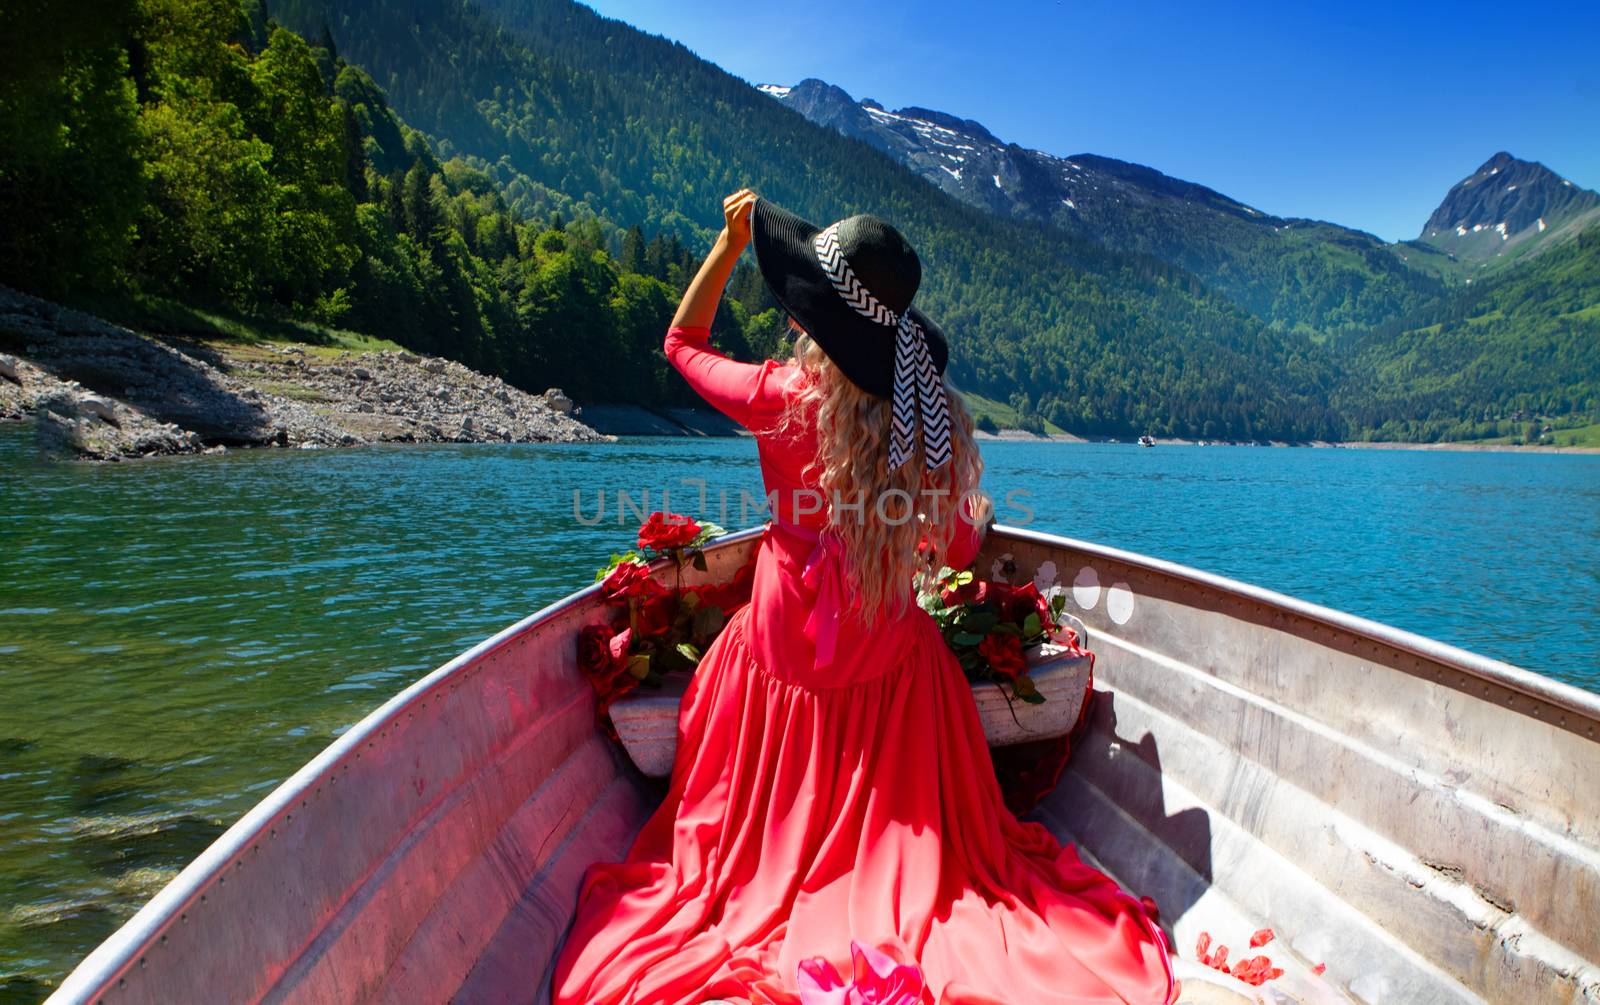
<box><xmin>0</xmin><ymin>288</ymin><xmax>607</xmax><ymax>460</ymax></box>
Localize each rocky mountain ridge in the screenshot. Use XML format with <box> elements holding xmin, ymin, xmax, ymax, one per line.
<box><xmin>758</xmin><ymin>79</ymin><xmax>1445</xmax><ymax>335</ymax></box>
<box><xmin>1418</xmin><ymin>151</ymin><xmax>1600</xmax><ymax>266</ymax></box>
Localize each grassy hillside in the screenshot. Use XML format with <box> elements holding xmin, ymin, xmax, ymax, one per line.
<box><xmin>1340</xmin><ymin>225</ymin><xmax>1600</xmax><ymax>442</ymax></box>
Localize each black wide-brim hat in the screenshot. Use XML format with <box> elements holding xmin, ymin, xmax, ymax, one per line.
<box><xmin>751</xmin><ymin>197</ymin><xmax>948</xmax><ymax>398</ymax></box>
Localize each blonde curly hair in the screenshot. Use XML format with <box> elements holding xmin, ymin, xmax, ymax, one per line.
<box><xmin>776</xmin><ymin>321</ymin><xmax>991</xmax><ymax>623</ymax></box>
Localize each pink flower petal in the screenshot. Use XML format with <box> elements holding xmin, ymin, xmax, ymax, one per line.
<box><xmin>797</xmin><ymin>956</ymin><xmax>850</xmax><ymax>1005</ymax></box>
<box><xmin>849</xmin><ymin>941</ymin><xmax>924</xmax><ymax>1005</ymax></box>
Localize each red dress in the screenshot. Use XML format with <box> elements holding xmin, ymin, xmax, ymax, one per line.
<box><xmin>550</xmin><ymin>326</ymin><xmax>1176</xmax><ymax>1005</ymax></box>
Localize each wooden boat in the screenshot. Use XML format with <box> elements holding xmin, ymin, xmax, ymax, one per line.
<box><xmin>47</xmin><ymin>526</ymin><xmax>1600</xmax><ymax>1004</ymax></box>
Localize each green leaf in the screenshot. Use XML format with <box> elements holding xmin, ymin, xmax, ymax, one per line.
<box><xmin>675</xmin><ymin>642</ymin><xmax>701</xmax><ymax>664</ymax></box>
<box><xmin>625</xmin><ymin>653</ymin><xmax>651</xmax><ymax>681</ymax></box>
<box><xmin>1019</xmin><ymin>691</ymin><xmax>1047</xmax><ymax>705</ymax></box>
<box><xmin>1013</xmin><ymin>674</ymin><xmax>1038</xmax><ymax>697</ymax></box>
<box><xmin>952</xmin><ymin>631</ymin><xmax>986</xmax><ymax>647</ymax></box>
<box><xmin>1022</xmin><ymin>612</ymin><xmax>1041</xmax><ymax>637</ymax></box>
<box><xmin>691</xmin><ymin>550</ymin><xmax>708</xmax><ymax>572</ymax></box>
<box><xmin>960</xmin><ymin>610</ymin><xmax>998</xmax><ymax>634</ymax></box>
<box><xmin>595</xmin><ymin>551</ymin><xmax>643</xmax><ymax>582</ymax></box>
<box><xmin>692</xmin><ymin>603</ymin><xmax>724</xmax><ymax>638</ymax></box>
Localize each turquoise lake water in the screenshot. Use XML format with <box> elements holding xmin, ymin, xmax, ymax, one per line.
<box><xmin>2</xmin><ymin>423</ymin><xmax>1598</xmax><ymax>998</ymax></box>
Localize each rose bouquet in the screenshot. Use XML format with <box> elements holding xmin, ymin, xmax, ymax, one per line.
<box><xmin>918</xmin><ymin>566</ymin><xmax>1074</xmax><ymax>704</ymax></box>
<box><xmin>576</xmin><ymin>512</ymin><xmax>740</xmax><ymax>734</ymax></box>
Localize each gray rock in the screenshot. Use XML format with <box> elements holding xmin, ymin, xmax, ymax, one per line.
<box><xmin>78</xmin><ymin>394</ymin><xmax>120</xmax><ymax>427</ymax></box>
<box><xmin>0</xmin><ymin>284</ymin><xmax>610</xmax><ymax>460</ymax></box>
<box><xmin>0</xmin><ymin>354</ymin><xmax>19</xmax><ymax>384</ymax></box>
<box><xmin>542</xmin><ymin>388</ymin><xmax>575</xmax><ymax>413</ymax></box>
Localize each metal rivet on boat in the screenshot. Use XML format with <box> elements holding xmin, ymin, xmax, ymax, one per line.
<box><xmin>218</xmin><ymin>876</ymin><xmax>225</xmax><ymax>885</ymax></box>
<box><xmin>139</xmin><ymin>957</ymin><xmax>146</xmax><ymax>968</ymax></box>
<box><xmin>159</xmin><ymin>936</ymin><xmax>167</xmax><ymax>946</ymax></box>
<box><xmin>180</xmin><ymin>913</ymin><xmax>187</xmax><ymax>923</ymax></box>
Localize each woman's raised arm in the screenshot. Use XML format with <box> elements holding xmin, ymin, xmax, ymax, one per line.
<box><xmin>665</xmin><ymin>189</ymin><xmax>790</xmax><ymax>431</ymax></box>
<box><xmin>670</xmin><ymin>188</ymin><xmax>758</xmax><ymax>329</ymax></box>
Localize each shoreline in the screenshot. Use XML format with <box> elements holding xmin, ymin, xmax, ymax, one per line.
<box><xmin>7</xmin><ymin>288</ymin><xmax>1593</xmax><ymax>460</ymax></box>
<box><xmin>972</xmin><ymin>429</ymin><xmax>1600</xmax><ymax>454</ymax></box>
<box><xmin>0</xmin><ymin>287</ymin><xmax>608</xmax><ymax>460</ymax></box>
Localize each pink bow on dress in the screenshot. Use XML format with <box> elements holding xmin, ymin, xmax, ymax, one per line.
<box><xmin>797</xmin><ymin>940</ymin><xmax>925</xmax><ymax>1005</ymax></box>
<box><xmin>799</xmin><ymin>529</ymin><xmax>848</xmax><ymax>670</ymax></box>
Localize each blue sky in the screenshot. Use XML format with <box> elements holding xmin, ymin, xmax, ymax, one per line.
<box><xmin>583</xmin><ymin>0</ymin><xmax>1600</xmax><ymax>242</ymax></box>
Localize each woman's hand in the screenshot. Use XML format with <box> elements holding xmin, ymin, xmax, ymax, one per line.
<box><xmin>671</xmin><ymin>188</ymin><xmax>759</xmax><ymax>329</ymax></box>
<box><xmin>722</xmin><ymin>188</ymin><xmax>758</xmax><ymax>250</ymax></box>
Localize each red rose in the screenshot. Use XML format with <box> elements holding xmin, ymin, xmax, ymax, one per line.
<box><xmin>976</xmin><ymin>581</ymin><xmax>1005</xmax><ymax>609</ymax></box>
<box><xmin>939</xmin><ymin>574</ymin><xmax>983</xmax><ymax>607</ymax></box>
<box><xmin>978</xmin><ymin>632</ymin><xmax>1026</xmax><ymax>679</ymax></box>
<box><xmin>576</xmin><ymin>623</ymin><xmax>640</xmax><ymax>733</ymax></box>
<box><xmin>576</xmin><ymin>624</ymin><xmax>616</xmax><ymax>676</ymax></box>
<box><xmin>635</xmin><ymin>590</ymin><xmax>676</xmax><ymax>637</ymax></box>
<box><xmin>637</xmin><ymin>511</ymin><xmax>701</xmax><ymax>552</ymax></box>
<box><xmin>1010</xmin><ymin>581</ymin><xmax>1049</xmax><ymax>625</ymax></box>
<box><xmin>601</xmin><ymin>560</ymin><xmax>660</xmax><ymax>601</ymax></box>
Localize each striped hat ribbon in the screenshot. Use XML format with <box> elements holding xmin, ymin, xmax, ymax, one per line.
<box><xmin>814</xmin><ymin>223</ymin><xmax>951</xmax><ymax>472</ymax></box>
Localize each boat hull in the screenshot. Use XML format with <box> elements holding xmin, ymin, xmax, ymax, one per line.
<box><xmin>46</xmin><ymin>526</ymin><xmax>1600</xmax><ymax>1004</ymax></box>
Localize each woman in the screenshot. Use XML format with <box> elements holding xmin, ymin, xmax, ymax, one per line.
<box><xmin>551</xmin><ymin>190</ymin><xmax>1177</xmax><ymax>1004</ymax></box>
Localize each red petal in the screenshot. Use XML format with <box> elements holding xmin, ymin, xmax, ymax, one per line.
<box><xmin>1313</xmin><ymin>963</ymin><xmax>1327</xmax><ymax>976</ymax></box>
<box><xmin>1195</xmin><ymin>932</ymin><xmax>1211</xmax><ymax>963</ymax></box>
<box><xmin>1250</xmin><ymin>927</ymin><xmax>1275</xmax><ymax>948</ymax></box>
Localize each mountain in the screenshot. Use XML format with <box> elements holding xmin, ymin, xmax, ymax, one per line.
<box><xmin>1340</xmin><ymin>224</ymin><xmax>1600</xmax><ymax>441</ymax></box>
<box><xmin>1416</xmin><ymin>152</ymin><xmax>1600</xmax><ymax>271</ymax></box>
<box><xmin>758</xmin><ymin>79</ymin><xmax>1447</xmax><ymax>338</ymax></box>
<box><xmin>272</xmin><ymin>0</ymin><xmax>1349</xmax><ymax>440</ymax></box>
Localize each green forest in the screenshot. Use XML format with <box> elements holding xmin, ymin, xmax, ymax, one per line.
<box><xmin>1</xmin><ymin>0</ymin><xmax>1596</xmax><ymax>442</ymax></box>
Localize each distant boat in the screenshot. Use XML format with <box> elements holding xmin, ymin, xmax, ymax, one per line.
<box><xmin>46</xmin><ymin>526</ymin><xmax>1600</xmax><ymax>1005</ymax></box>
<box><xmin>1139</xmin><ymin>434</ymin><xmax>1156</xmax><ymax>447</ymax></box>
